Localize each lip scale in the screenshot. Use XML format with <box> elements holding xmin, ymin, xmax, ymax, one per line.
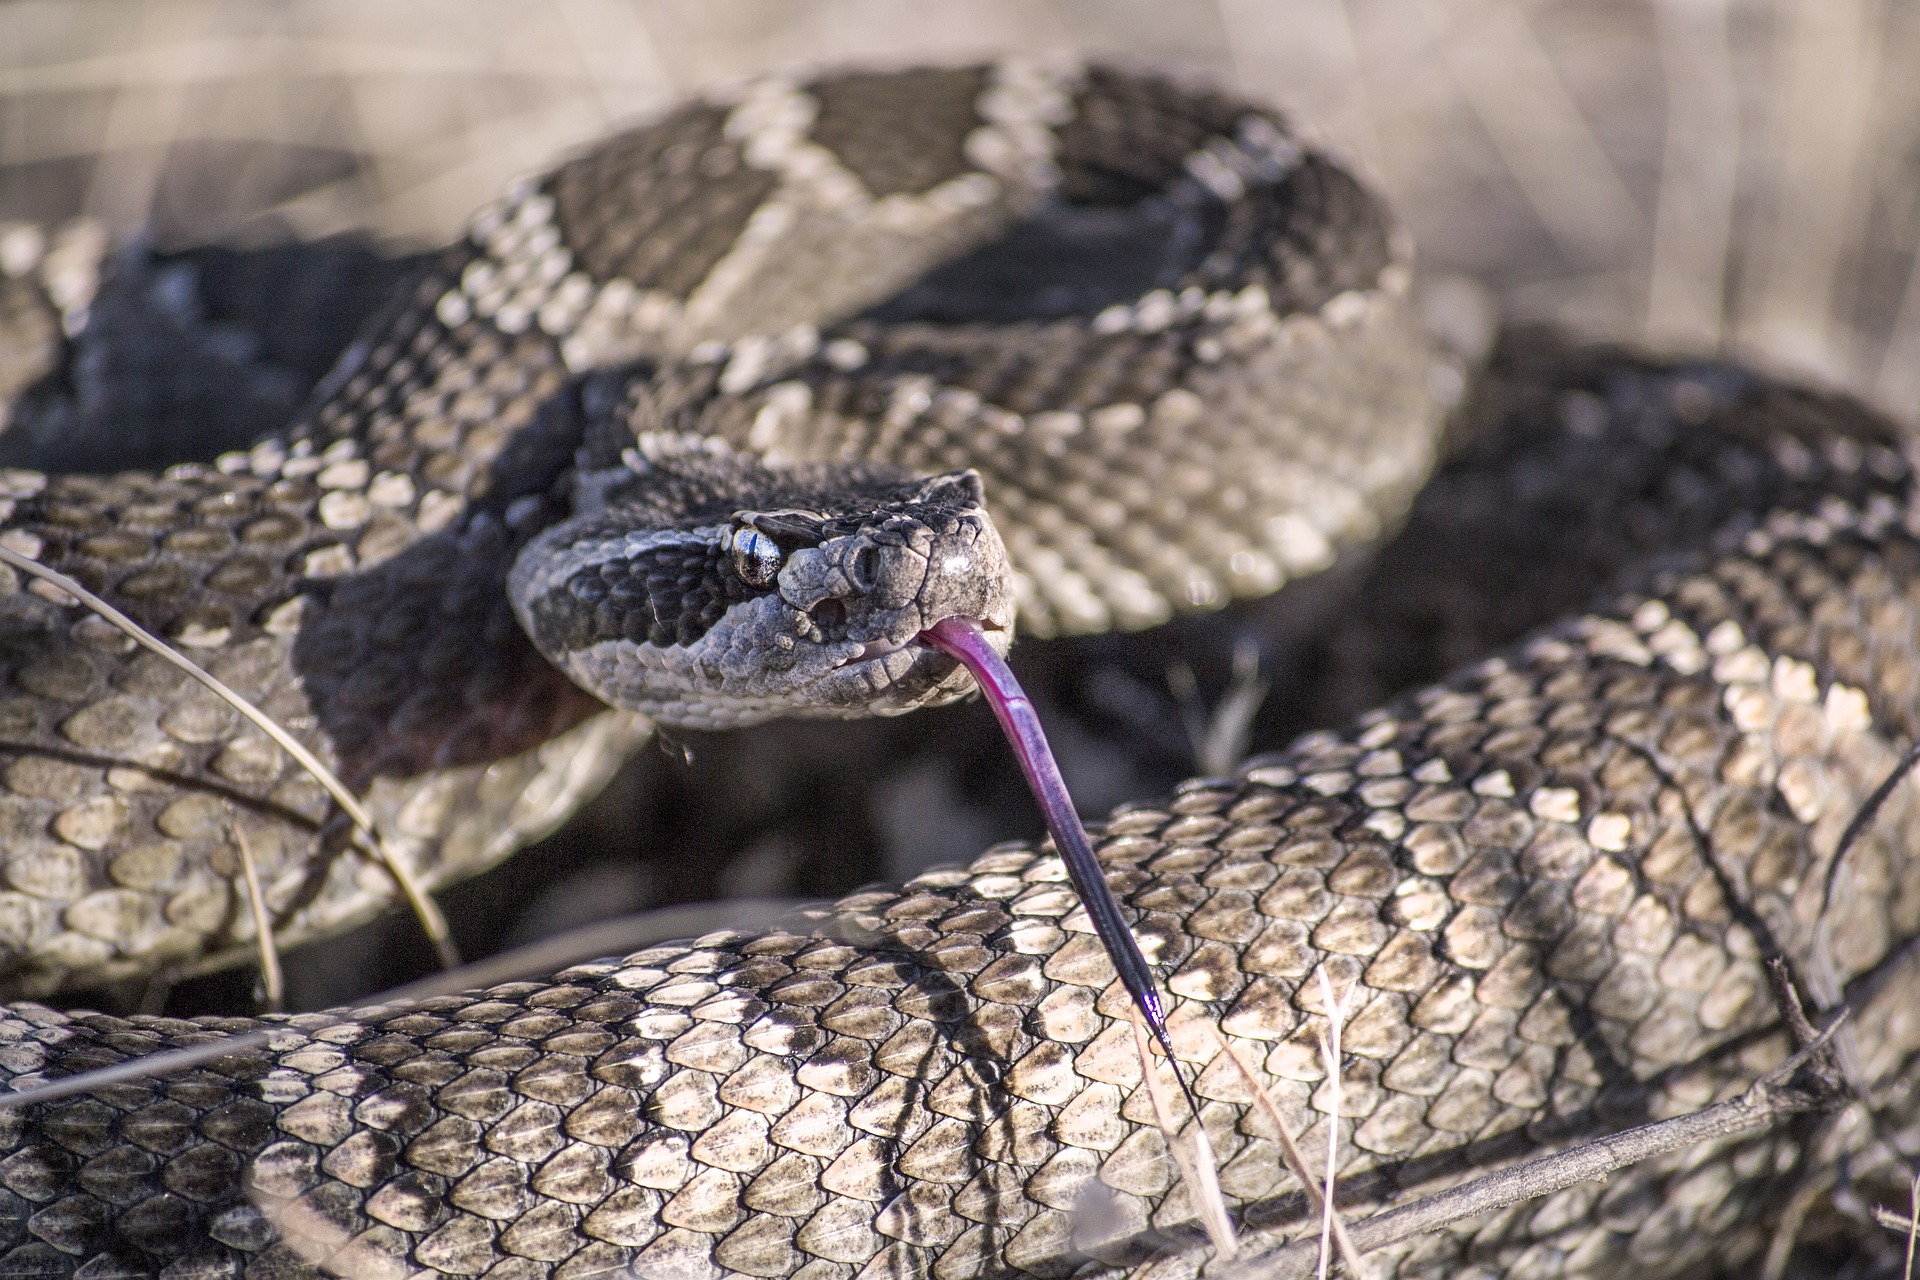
<box><xmin>923</xmin><ymin>616</ymin><xmax>1201</xmax><ymax>1117</ymax></box>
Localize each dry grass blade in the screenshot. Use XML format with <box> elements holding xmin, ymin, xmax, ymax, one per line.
<box><xmin>0</xmin><ymin>543</ymin><xmax>457</xmax><ymax>968</ymax></box>
<box><xmin>1170</xmin><ymin>639</ymin><xmax>1269</xmax><ymax>778</ymax></box>
<box><xmin>1762</xmin><ymin>1177</ymin><xmax>1828</xmax><ymax>1280</ymax></box>
<box><xmin>353</xmin><ymin>830</ymin><xmax>460</xmax><ymax>972</ymax></box>
<box><xmin>1130</xmin><ymin>1006</ymin><xmax>1238</xmax><ymax>1258</ymax></box>
<box><xmin>1646</xmin><ymin>0</ymin><xmax>1738</xmax><ymax>350</ymax></box>
<box><xmin>1415</xmin><ymin>0</ymin><xmax>1639</xmax><ymax>264</ymax></box>
<box><xmin>234</xmin><ymin>826</ymin><xmax>284</xmax><ymax>1012</ymax></box>
<box><xmin>1314</xmin><ymin>965</ymin><xmax>1355</xmax><ymax>1280</ymax></box>
<box><xmin>0</xmin><ymin>1031</ymin><xmax>272</xmax><ymax>1108</ymax></box>
<box><xmin>258</xmin><ymin>1191</ymin><xmax>421</xmax><ymax>1280</ymax></box>
<box><xmin>1211</xmin><ymin>1028</ymin><xmax>1370</xmax><ymax>1278</ymax></box>
<box><xmin>1878</xmin><ymin>249</ymin><xmax>1920</xmax><ymax>411</ymax></box>
<box><xmin>1735</xmin><ymin>0</ymin><xmax>1883</xmax><ymax>382</ymax></box>
<box><xmin>360</xmin><ymin>898</ymin><xmax>815</xmax><ymax>1007</ymax></box>
<box><xmin>1871</xmin><ymin>1184</ymin><xmax>1920</xmax><ymax>1280</ymax></box>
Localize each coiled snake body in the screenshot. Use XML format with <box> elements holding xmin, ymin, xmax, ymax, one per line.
<box><xmin>0</xmin><ymin>61</ymin><xmax>1912</xmax><ymax>1279</ymax></box>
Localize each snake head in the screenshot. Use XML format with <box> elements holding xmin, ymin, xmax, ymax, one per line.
<box><xmin>508</xmin><ymin>460</ymin><xmax>1015</xmax><ymax>730</ymax></box>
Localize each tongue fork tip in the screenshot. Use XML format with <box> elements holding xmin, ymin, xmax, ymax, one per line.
<box><xmin>925</xmin><ymin>617</ymin><xmax>1202</xmax><ymax>1121</ymax></box>
<box><xmin>921</xmin><ymin>618</ymin><xmax>1176</xmax><ymax>1038</ymax></box>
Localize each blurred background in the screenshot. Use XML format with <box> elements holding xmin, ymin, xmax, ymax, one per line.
<box><xmin>7</xmin><ymin>0</ymin><xmax>1917</xmax><ymax>399</ymax></box>
<box><xmin>1</xmin><ymin>0</ymin><xmax>1916</xmax><ymax>1012</ymax></box>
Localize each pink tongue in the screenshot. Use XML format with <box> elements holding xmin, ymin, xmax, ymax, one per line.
<box><xmin>922</xmin><ymin>617</ymin><xmax>1174</xmax><ymax>1046</ymax></box>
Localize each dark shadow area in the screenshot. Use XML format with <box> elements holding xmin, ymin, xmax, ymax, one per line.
<box><xmin>0</xmin><ymin>237</ymin><xmax>428</xmax><ymax>474</ymax></box>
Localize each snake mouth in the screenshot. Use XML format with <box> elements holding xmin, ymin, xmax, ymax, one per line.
<box><xmin>852</xmin><ymin>636</ymin><xmax>914</xmax><ymax>664</ymax></box>
<box><xmin>841</xmin><ymin>618</ymin><xmax>1009</xmax><ymax>668</ymax></box>
<box><xmin>915</xmin><ymin>618</ymin><xmax>1012</xmax><ymax>660</ymax></box>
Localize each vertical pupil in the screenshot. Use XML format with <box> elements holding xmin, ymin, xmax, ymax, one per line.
<box><xmin>734</xmin><ymin>528</ymin><xmax>779</xmax><ymax>585</ymax></box>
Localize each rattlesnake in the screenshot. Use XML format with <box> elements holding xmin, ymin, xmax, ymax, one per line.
<box><xmin>0</xmin><ymin>60</ymin><xmax>1911</xmax><ymax>1279</ymax></box>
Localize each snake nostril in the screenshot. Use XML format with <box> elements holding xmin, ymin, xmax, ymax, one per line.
<box><xmin>812</xmin><ymin>598</ymin><xmax>848</xmax><ymax>632</ymax></box>
<box><xmin>849</xmin><ymin>545</ymin><xmax>879</xmax><ymax>594</ymax></box>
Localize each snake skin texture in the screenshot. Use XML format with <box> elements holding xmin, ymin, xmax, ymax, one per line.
<box><xmin>0</xmin><ymin>353</ymin><xmax>1913</xmax><ymax>1278</ymax></box>
<box><xmin>0</xmin><ymin>62</ymin><xmax>1914</xmax><ymax>1280</ymax></box>
<box><xmin>0</xmin><ymin>60</ymin><xmax>1441</xmax><ymax>995</ymax></box>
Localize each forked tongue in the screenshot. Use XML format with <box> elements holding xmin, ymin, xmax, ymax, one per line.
<box><xmin>923</xmin><ymin>616</ymin><xmax>1201</xmax><ymax>1120</ymax></box>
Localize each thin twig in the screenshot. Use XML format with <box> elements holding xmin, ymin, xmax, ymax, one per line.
<box><xmin>1131</xmin><ymin>1007</ymin><xmax>1238</xmax><ymax>1258</ymax></box>
<box><xmin>0</xmin><ymin>543</ymin><xmax>457</xmax><ymax>968</ymax></box>
<box><xmin>233</xmin><ymin>826</ymin><xmax>284</xmax><ymax>1012</ymax></box>
<box><xmin>1821</xmin><ymin>741</ymin><xmax>1920</xmax><ymax>920</ymax></box>
<box><xmin>1809</xmin><ymin>742</ymin><xmax>1920</xmax><ymax>1099</ymax></box>
<box><xmin>1227</xmin><ymin>1016</ymin><xmax>1851</xmax><ymax>1278</ymax></box>
<box><xmin>0</xmin><ymin>1032</ymin><xmax>273</xmax><ymax>1108</ymax></box>
<box><xmin>1211</xmin><ymin>1029</ymin><xmax>1371</xmax><ymax>1279</ymax></box>
<box><xmin>1762</xmin><ymin>956</ymin><xmax>1822</xmax><ymax>1049</ymax></box>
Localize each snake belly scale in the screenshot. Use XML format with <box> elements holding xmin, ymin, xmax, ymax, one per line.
<box><xmin>0</xmin><ymin>60</ymin><xmax>1911</xmax><ymax>1280</ymax></box>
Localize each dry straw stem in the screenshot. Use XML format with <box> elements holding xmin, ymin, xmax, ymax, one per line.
<box><xmin>1226</xmin><ymin>1014</ymin><xmax>1851</xmax><ymax>1279</ymax></box>
<box><xmin>1130</xmin><ymin>1006</ymin><xmax>1239</xmax><ymax>1258</ymax></box>
<box><xmin>1168</xmin><ymin>639</ymin><xmax>1269</xmax><ymax>778</ymax></box>
<box><xmin>0</xmin><ymin>1031</ymin><xmax>273</xmax><ymax>1109</ymax></box>
<box><xmin>0</xmin><ymin>543</ymin><xmax>458</xmax><ymax>972</ymax></box>
<box><xmin>1413</xmin><ymin>0</ymin><xmax>1639</xmax><ymax>266</ymax></box>
<box><xmin>1313</xmin><ymin>965</ymin><xmax>1355</xmax><ymax>1280</ymax></box>
<box><xmin>1872</xmin><ymin>1205</ymin><xmax>1918</xmax><ymax>1234</ymax></box>
<box><xmin>1870</xmin><ymin>1188</ymin><xmax>1920</xmax><ymax>1280</ymax></box>
<box><xmin>258</xmin><ymin>1192</ymin><xmax>419</xmax><ymax>1280</ymax></box>
<box><xmin>233</xmin><ymin>826</ymin><xmax>284</xmax><ymax>1012</ymax></box>
<box><xmin>1761</xmin><ymin>1175</ymin><xmax>1829</xmax><ymax>1280</ymax></box>
<box><xmin>363</xmin><ymin>898</ymin><xmax>814</xmax><ymax>1008</ymax></box>
<box><xmin>1894</xmin><ymin>1167</ymin><xmax>1920</xmax><ymax>1280</ymax></box>
<box><xmin>1645</xmin><ymin>0</ymin><xmax>1739</xmax><ymax>351</ymax></box>
<box><xmin>1210</xmin><ymin>1028</ymin><xmax>1369</xmax><ymax>1279</ymax></box>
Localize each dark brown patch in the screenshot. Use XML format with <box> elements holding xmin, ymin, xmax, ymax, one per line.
<box><xmin>807</xmin><ymin>67</ymin><xmax>991</xmax><ymax>198</ymax></box>
<box><xmin>1209</xmin><ymin>154</ymin><xmax>1396</xmax><ymax>315</ymax></box>
<box><xmin>547</xmin><ymin>102</ymin><xmax>777</xmax><ymax>299</ymax></box>
<box><xmin>1052</xmin><ymin>64</ymin><xmax>1249</xmax><ymax>205</ymax></box>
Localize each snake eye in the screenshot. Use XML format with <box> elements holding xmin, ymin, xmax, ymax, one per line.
<box><xmin>730</xmin><ymin>526</ymin><xmax>784</xmax><ymax>588</ymax></box>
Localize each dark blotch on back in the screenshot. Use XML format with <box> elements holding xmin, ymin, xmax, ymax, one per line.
<box><xmin>1053</xmin><ymin>67</ymin><xmax>1394</xmax><ymax>314</ymax></box>
<box><xmin>1211</xmin><ymin>154</ymin><xmax>1394</xmax><ymax>314</ymax></box>
<box><xmin>867</xmin><ymin>66</ymin><xmax>1394</xmax><ymax>324</ymax></box>
<box><xmin>547</xmin><ymin>102</ymin><xmax>777</xmax><ymax>298</ymax></box>
<box><xmin>801</xmin><ymin>321</ymin><xmax>1200</xmax><ymax>418</ymax></box>
<box><xmin>1052</xmin><ymin>66</ymin><xmax>1249</xmax><ymax>205</ymax></box>
<box><xmin>808</xmin><ymin>67</ymin><xmax>991</xmax><ymax>198</ymax></box>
